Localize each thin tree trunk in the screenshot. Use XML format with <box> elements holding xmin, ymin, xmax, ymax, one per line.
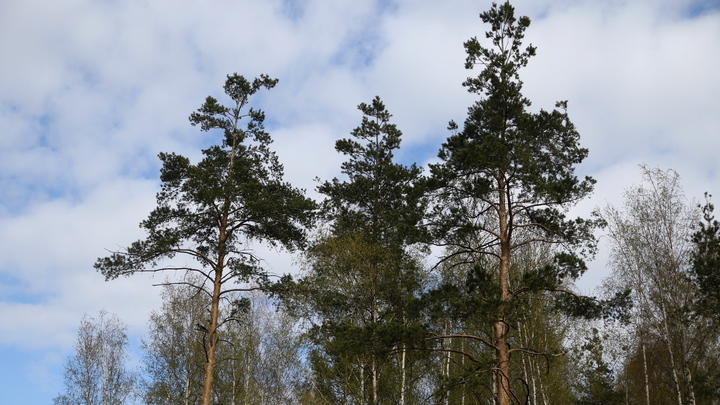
<box><xmin>360</xmin><ymin>359</ymin><xmax>365</xmax><ymax>404</ymax></box>
<box><xmin>685</xmin><ymin>359</ymin><xmax>696</xmax><ymax>405</ymax></box>
<box><xmin>461</xmin><ymin>338</ymin><xmax>466</xmax><ymax>405</ymax></box>
<box><xmin>184</xmin><ymin>371</ymin><xmax>191</xmax><ymax>405</ymax></box>
<box><xmin>642</xmin><ymin>338</ymin><xmax>651</xmax><ymax>405</ymax></box>
<box><xmin>230</xmin><ymin>354</ymin><xmax>236</xmax><ymax>405</ymax></box>
<box><xmin>686</xmin><ymin>364</ymin><xmax>696</xmax><ymax>405</ymax></box>
<box><xmin>400</xmin><ymin>342</ymin><xmax>406</xmax><ymax>405</ymax></box>
<box><xmin>681</xmin><ymin>333</ymin><xmax>696</xmax><ymax>405</ymax></box>
<box><xmin>532</xmin><ymin>358</ymin><xmax>542</xmax><ymax>405</ymax></box>
<box><xmin>102</xmin><ymin>349</ymin><xmax>108</xmax><ymax>405</ymax></box>
<box><xmin>536</xmin><ymin>325</ymin><xmax>546</xmax><ymax>405</ymax></box>
<box><xmin>660</xmin><ymin>302</ymin><xmax>683</xmax><ymax>405</ymax></box>
<box><xmin>443</xmin><ymin>321</ymin><xmax>451</xmax><ymax>405</ymax></box>
<box><xmin>371</xmin><ymin>293</ymin><xmax>379</xmax><ymax>405</ymax></box>
<box><xmin>521</xmin><ymin>354</ymin><xmax>530</xmax><ymax>404</ymax></box>
<box><xmin>495</xmin><ymin>172</ymin><xmax>511</xmax><ymax>405</ymax></box>
<box><xmin>372</xmin><ymin>356</ymin><xmax>378</xmax><ymax>405</ymax></box>
<box><xmin>244</xmin><ymin>353</ymin><xmax>250</xmax><ymax>405</ymax></box>
<box><xmin>520</xmin><ymin>322</ymin><xmax>538</xmax><ymax>405</ymax></box>
<box><xmin>519</xmin><ymin>322</ymin><xmax>531</xmax><ymax>405</ymax></box>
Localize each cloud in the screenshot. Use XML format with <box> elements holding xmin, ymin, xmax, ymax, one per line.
<box><xmin>1</xmin><ymin>0</ymin><xmax>719</xmax><ymax>402</ymax></box>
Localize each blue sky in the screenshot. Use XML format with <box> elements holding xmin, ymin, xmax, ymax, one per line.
<box><xmin>1</xmin><ymin>0</ymin><xmax>719</xmax><ymax>403</ymax></box>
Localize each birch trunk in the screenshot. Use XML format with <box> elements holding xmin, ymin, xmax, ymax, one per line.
<box><xmin>400</xmin><ymin>342</ymin><xmax>407</xmax><ymax>405</ymax></box>
<box><xmin>660</xmin><ymin>302</ymin><xmax>684</xmax><ymax>405</ymax></box>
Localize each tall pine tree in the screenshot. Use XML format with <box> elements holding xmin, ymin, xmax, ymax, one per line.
<box><xmin>428</xmin><ymin>3</ymin><xmax>601</xmax><ymax>404</ymax></box>
<box><xmin>692</xmin><ymin>194</ymin><xmax>720</xmax><ymax>320</ymax></box>
<box><xmin>289</xmin><ymin>97</ymin><xmax>428</xmax><ymax>404</ymax></box>
<box><xmin>95</xmin><ymin>74</ymin><xmax>315</xmax><ymax>405</ymax></box>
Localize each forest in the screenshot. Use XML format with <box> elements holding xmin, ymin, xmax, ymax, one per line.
<box><xmin>52</xmin><ymin>2</ymin><xmax>720</xmax><ymax>405</ymax></box>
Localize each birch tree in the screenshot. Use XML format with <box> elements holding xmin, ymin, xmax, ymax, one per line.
<box><xmin>53</xmin><ymin>310</ymin><xmax>137</xmax><ymax>405</ymax></box>
<box><xmin>603</xmin><ymin>166</ymin><xmax>700</xmax><ymax>405</ymax></box>
<box><xmin>142</xmin><ymin>281</ymin><xmax>206</xmax><ymax>405</ymax></box>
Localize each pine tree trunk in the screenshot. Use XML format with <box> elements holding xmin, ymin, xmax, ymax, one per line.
<box><xmin>201</xmin><ymin>270</ymin><xmax>222</xmax><ymax>405</ymax></box>
<box><xmin>201</xmin><ymin>217</ymin><xmax>226</xmax><ymax>405</ymax></box>
<box><xmin>201</xmin><ymin>124</ymin><xmax>237</xmax><ymax>405</ymax></box>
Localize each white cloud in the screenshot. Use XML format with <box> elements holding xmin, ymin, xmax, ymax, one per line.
<box><xmin>1</xmin><ymin>0</ymin><xmax>719</xmax><ymax>402</ymax></box>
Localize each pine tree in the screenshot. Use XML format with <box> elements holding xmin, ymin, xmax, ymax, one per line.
<box><xmin>287</xmin><ymin>97</ymin><xmax>428</xmax><ymax>404</ymax></box>
<box><xmin>428</xmin><ymin>3</ymin><xmax>601</xmax><ymax>404</ymax></box>
<box><xmin>692</xmin><ymin>194</ymin><xmax>720</xmax><ymax>319</ymax></box>
<box><xmin>95</xmin><ymin>74</ymin><xmax>315</xmax><ymax>405</ymax></box>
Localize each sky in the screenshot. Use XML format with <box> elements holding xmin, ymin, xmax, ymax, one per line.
<box><xmin>0</xmin><ymin>0</ymin><xmax>718</xmax><ymax>403</ymax></box>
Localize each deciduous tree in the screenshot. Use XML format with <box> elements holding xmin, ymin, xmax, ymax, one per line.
<box><xmin>53</xmin><ymin>310</ymin><xmax>137</xmax><ymax>405</ymax></box>
<box><xmin>142</xmin><ymin>280</ymin><xmax>206</xmax><ymax>405</ymax></box>
<box><xmin>603</xmin><ymin>166</ymin><xmax>702</xmax><ymax>405</ymax></box>
<box><xmin>143</xmin><ymin>280</ymin><xmax>308</xmax><ymax>405</ymax></box>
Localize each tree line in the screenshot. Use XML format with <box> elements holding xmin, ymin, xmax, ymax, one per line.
<box><xmin>54</xmin><ymin>2</ymin><xmax>720</xmax><ymax>404</ymax></box>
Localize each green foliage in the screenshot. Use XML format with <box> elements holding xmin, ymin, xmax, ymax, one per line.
<box><xmin>550</xmin><ymin>289</ymin><xmax>632</xmax><ymax>322</ymax></box>
<box><xmin>95</xmin><ymin>73</ymin><xmax>314</xmax><ymax>283</ymax></box>
<box><xmin>428</xmin><ymin>0</ymin><xmax>601</xmax><ymax>300</ymax></box>
<box><xmin>430</xmin><ymin>9</ymin><xmax>599</xmax><ymax>259</ymax></box>
<box><xmin>81</xmin><ymin>3</ymin><xmax>720</xmax><ymax>403</ymax></box>
<box><xmin>284</xmin><ymin>97</ymin><xmax>430</xmax><ymax>404</ymax></box>
<box><xmin>95</xmin><ymin>73</ymin><xmax>315</xmax><ymax>405</ymax></box>
<box><xmin>426</xmin><ymin>3</ymin><xmax>602</xmax><ymax>402</ymax></box>
<box><xmin>692</xmin><ymin>193</ymin><xmax>720</xmax><ymax>318</ymax></box>
<box><xmin>318</xmin><ymin>96</ymin><xmax>427</xmax><ymax>249</ymax></box>
<box><xmin>425</xmin><ymin>248</ymin><xmax>582</xmax><ymax>403</ymax></box>
<box><xmin>574</xmin><ymin>328</ymin><xmax>625</xmax><ymax>405</ymax></box>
